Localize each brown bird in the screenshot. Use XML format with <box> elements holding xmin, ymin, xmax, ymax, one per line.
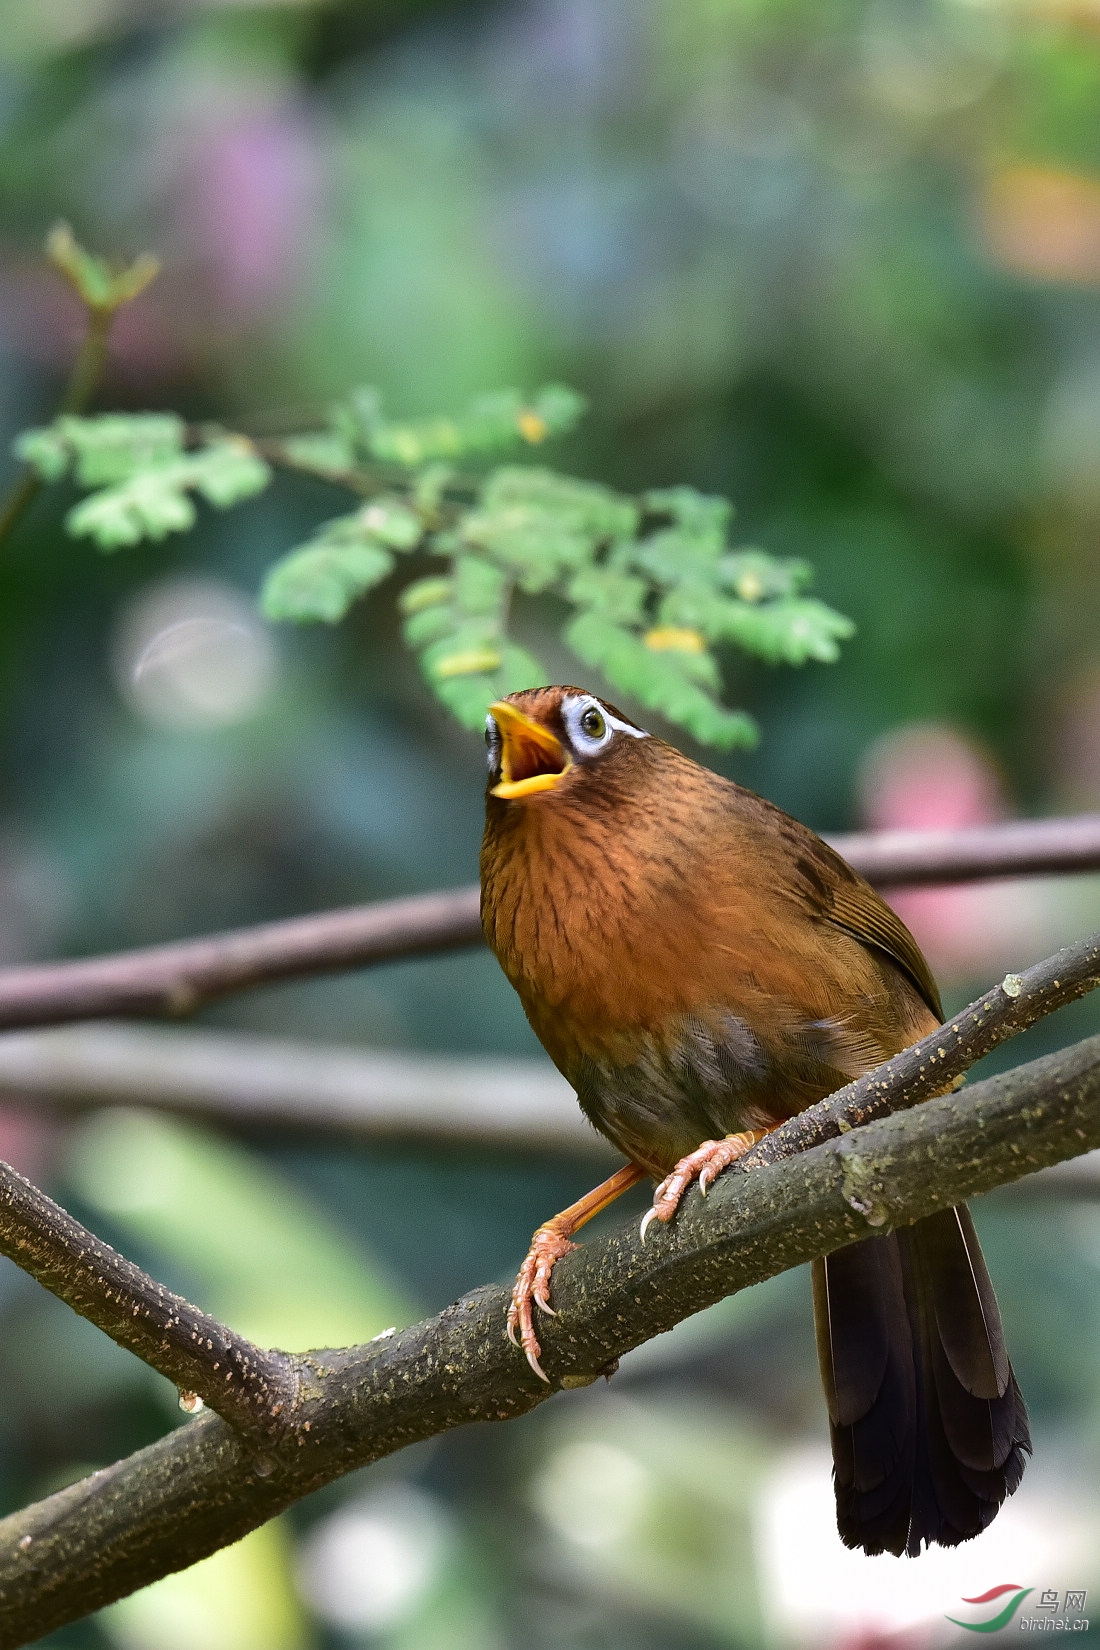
<box><xmin>480</xmin><ymin>684</ymin><xmax>1030</xmax><ymax>1558</ymax></box>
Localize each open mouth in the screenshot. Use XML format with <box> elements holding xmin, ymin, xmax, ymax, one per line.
<box><xmin>488</xmin><ymin>701</ymin><xmax>573</xmax><ymax>800</ymax></box>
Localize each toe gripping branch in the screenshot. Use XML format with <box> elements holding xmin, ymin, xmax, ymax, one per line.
<box><xmin>508</xmin><ymin>1163</ymin><xmax>646</xmax><ymax>1382</ymax></box>
<box><xmin>639</xmin><ymin>1129</ymin><xmax>772</xmax><ymax>1244</ymax></box>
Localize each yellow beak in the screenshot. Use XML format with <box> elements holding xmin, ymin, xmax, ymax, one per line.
<box><xmin>488</xmin><ymin>701</ymin><xmax>573</xmax><ymax>800</ymax></box>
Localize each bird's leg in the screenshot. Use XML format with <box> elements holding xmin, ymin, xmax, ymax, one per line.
<box><xmin>509</xmin><ymin>1162</ymin><xmax>646</xmax><ymax>1382</ymax></box>
<box><xmin>639</xmin><ymin>1129</ymin><xmax>775</xmax><ymax>1242</ymax></box>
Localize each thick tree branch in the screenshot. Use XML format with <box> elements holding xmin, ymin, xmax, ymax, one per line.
<box><xmin>0</xmin><ymin>1162</ymin><xmax>297</xmax><ymax>1438</ymax></box>
<box><xmin>0</xmin><ymin>1031</ymin><xmax>1097</xmax><ymax>1644</ymax></box>
<box><xmin>0</xmin><ymin>816</ymin><xmax>1096</xmax><ymax>1033</ymax></box>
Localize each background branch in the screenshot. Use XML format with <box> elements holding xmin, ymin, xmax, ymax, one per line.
<box><xmin>0</xmin><ymin>815</ymin><xmax>1095</xmax><ymax>1032</ymax></box>
<box><xmin>0</xmin><ymin>1032</ymin><xmax>1096</xmax><ymax>1645</ymax></box>
<box><xmin>0</xmin><ymin>1017</ymin><xmax>1096</xmax><ymax>1202</ymax></box>
<box><xmin>0</xmin><ymin>1022</ymin><xmax>600</xmax><ymax>1152</ymax></box>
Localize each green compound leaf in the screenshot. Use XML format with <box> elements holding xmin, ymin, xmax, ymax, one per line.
<box><xmin>565</xmin><ymin>613</ymin><xmax>758</xmax><ymax>750</ymax></box>
<box><xmin>262</xmin><ymin>541</ymin><xmax>394</xmax><ymax>624</ymax></box>
<box><xmin>23</xmin><ymin>379</ymin><xmax>852</xmax><ymax>747</ymax></box>
<box><xmin>719</xmin><ymin>549</ymin><xmax>813</xmax><ymax>602</ymax></box>
<box><xmin>16</xmin><ymin>413</ymin><xmax>186</xmax><ymax>487</ymax></box>
<box><xmin>644</xmin><ymin>486</ymin><xmax>733</xmax><ymax>541</ymax></box>
<box><xmin>65</xmin><ymin>439</ymin><xmax>271</xmax><ymax>551</ymax></box>
<box><xmin>463</xmin><ymin>468</ymin><xmax>639</xmax><ymax>592</ymax></box>
<box><xmin>261</xmin><ymin>500</ymin><xmax>422</xmax><ymax>623</ymax></box>
<box><xmin>706</xmin><ymin>596</ymin><xmax>856</xmax><ymax>664</ymax></box>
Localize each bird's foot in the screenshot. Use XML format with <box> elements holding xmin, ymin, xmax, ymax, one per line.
<box><xmin>640</xmin><ymin>1129</ymin><xmax>769</xmax><ymax>1242</ymax></box>
<box><xmin>507</xmin><ymin>1227</ymin><xmax>579</xmax><ymax>1383</ymax></box>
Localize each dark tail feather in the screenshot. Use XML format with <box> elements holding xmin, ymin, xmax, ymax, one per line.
<box><xmin>812</xmin><ymin>1206</ymin><xmax>1031</xmax><ymax>1557</ymax></box>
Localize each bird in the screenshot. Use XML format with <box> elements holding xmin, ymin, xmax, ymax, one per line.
<box><xmin>479</xmin><ymin>683</ymin><xmax>1030</xmax><ymax>1559</ymax></box>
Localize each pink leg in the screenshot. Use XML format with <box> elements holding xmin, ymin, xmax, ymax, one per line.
<box><xmin>639</xmin><ymin>1129</ymin><xmax>771</xmax><ymax>1243</ymax></box>
<box><xmin>508</xmin><ymin>1163</ymin><xmax>646</xmax><ymax>1382</ymax></box>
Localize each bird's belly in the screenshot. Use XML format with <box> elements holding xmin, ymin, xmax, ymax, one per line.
<box><xmin>571</xmin><ymin>1013</ymin><xmax>782</xmax><ymax>1178</ymax></box>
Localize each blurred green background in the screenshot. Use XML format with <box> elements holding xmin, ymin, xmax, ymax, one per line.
<box><xmin>3</xmin><ymin>0</ymin><xmax>1100</xmax><ymax>1645</ymax></box>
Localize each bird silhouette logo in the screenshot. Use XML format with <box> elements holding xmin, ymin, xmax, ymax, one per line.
<box><xmin>945</xmin><ymin>1585</ymin><xmax>1033</xmax><ymax>1633</ymax></box>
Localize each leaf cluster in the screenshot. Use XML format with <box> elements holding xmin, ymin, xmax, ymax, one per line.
<box><xmin>15</xmin><ymin>386</ymin><xmax>853</xmax><ymax>748</ymax></box>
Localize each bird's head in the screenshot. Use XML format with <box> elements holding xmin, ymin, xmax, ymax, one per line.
<box><xmin>484</xmin><ymin>685</ymin><xmax>650</xmax><ymax>804</ymax></box>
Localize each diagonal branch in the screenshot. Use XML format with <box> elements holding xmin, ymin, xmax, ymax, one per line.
<box><xmin>0</xmin><ymin>815</ymin><xmax>1096</xmax><ymax>1033</ymax></box>
<box><xmin>0</xmin><ymin>1161</ymin><xmax>297</xmax><ymax>1438</ymax></box>
<box><xmin>0</xmin><ymin>1031</ymin><xmax>1096</xmax><ymax>1645</ymax></box>
<box><xmin>740</xmin><ymin>927</ymin><xmax>1100</xmax><ymax>1173</ymax></box>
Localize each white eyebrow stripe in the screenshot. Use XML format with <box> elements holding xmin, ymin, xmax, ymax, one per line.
<box><xmin>603</xmin><ymin>707</ymin><xmax>648</xmax><ymax>738</ymax></box>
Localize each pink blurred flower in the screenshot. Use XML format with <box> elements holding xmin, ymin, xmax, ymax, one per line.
<box><xmin>176</xmin><ymin>99</ymin><xmax>323</xmax><ymax>316</ymax></box>
<box><xmin>858</xmin><ymin>724</ymin><xmax>1050</xmax><ymax>984</ymax></box>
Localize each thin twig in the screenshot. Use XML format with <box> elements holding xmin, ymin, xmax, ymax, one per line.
<box><xmin>0</xmin><ymin>304</ymin><xmax>116</xmax><ymax>553</ymax></box>
<box><xmin>0</xmin><ymin>817</ymin><xmax>1096</xmax><ymax>1034</ymax></box>
<box><xmin>0</xmin><ymin>1031</ymin><xmax>1096</xmax><ymax>1643</ymax></box>
<box><xmin>0</xmin><ymin>1161</ymin><xmax>297</xmax><ymax>1438</ymax></box>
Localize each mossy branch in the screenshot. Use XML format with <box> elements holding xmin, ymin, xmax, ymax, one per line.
<box><xmin>0</xmin><ymin>1028</ymin><xmax>1096</xmax><ymax>1644</ymax></box>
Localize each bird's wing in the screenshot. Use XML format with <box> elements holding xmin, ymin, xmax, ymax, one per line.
<box><xmin>748</xmin><ymin>800</ymin><xmax>944</xmax><ymax>1024</ymax></box>
<box><xmin>823</xmin><ymin>875</ymin><xmax>943</xmax><ymax>1023</ymax></box>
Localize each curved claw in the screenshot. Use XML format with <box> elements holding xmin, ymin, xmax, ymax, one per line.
<box><xmin>639</xmin><ymin>1205</ymin><xmax>660</xmax><ymax>1244</ymax></box>
<box><xmin>508</xmin><ymin>1228</ymin><xmax>578</xmax><ymax>1382</ymax></box>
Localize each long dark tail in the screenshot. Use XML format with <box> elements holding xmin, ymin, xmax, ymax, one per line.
<box><xmin>812</xmin><ymin>1206</ymin><xmax>1031</xmax><ymax>1556</ymax></box>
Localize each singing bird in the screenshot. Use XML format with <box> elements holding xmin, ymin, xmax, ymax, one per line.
<box><xmin>480</xmin><ymin>684</ymin><xmax>1030</xmax><ymax>1558</ymax></box>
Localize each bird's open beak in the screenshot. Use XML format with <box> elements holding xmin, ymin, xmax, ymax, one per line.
<box><xmin>488</xmin><ymin>701</ymin><xmax>573</xmax><ymax>799</ymax></box>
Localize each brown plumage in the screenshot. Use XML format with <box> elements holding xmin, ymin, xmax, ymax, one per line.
<box><xmin>480</xmin><ymin>684</ymin><xmax>1030</xmax><ymax>1557</ymax></box>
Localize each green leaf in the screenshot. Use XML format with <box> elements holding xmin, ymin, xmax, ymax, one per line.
<box><xmin>13</xmin><ymin>426</ymin><xmax>71</xmax><ymax>482</ymax></box>
<box><xmin>464</xmin><ymin>468</ymin><xmax>639</xmax><ymax>591</ymax></box>
<box><xmin>17</xmin><ymin>413</ymin><xmax>185</xmax><ymax>487</ymax></box>
<box><xmin>353</xmin><ymin>497</ymin><xmax>422</xmax><ymax>550</ymax></box>
<box><xmin>280</xmin><ymin>431</ymin><xmax>358</xmax><ymax>473</ymax></box>
<box><xmin>567</xmin><ymin>564</ymin><xmax>648</xmax><ymax>625</ymax></box>
<box><xmin>335</xmin><ymin>384</ymin><xmax>588</xmax><ymax>465</ymax></box>
<box><xmin>631</xmin><ymin>525</ymin><xmax>724</xmax><ymax>586</ymax></box>
<box><xmin>431</xmin><ymin>671</ymin><xmax>500</xmax><ymax>729</ymax></box>
<box><xmin>189</xmin><ymin>440</ymin><xmax>272</xmax><ymax>509</ymax></box>
<box><xmin>453</xmin><ymin>555</ymin><xmax>506</xmax><ymax>616</ymax></box>
<box><xmin>422</xmin><ymin>619</ymin><xmax>502</xmax><ymax>681</ymax></box>
<box><xmin>644</xmin><ymin>487</ymin><xmax>732</xmax><ymax>538</ymax></box>
<box><xmin>564</xmin><ymin>613</ymin><xmax>757</xmax><ymax>749</ymax></box>
<box><xmin>263</xmin><ymin>540</ymin><xmax>394</xmax><ymax>623</ymax></box>
<box><xmin>65</xmin><ymin>439</ymin><xmax>270</xmax><ymax>550</ymax></box>
<box><xmin>413</xmin><ymin>462</ymin><xmax>456</xmax><ymax>514</ymax></box>
<box><xmin>402</xmin><ymin>603</ymin><xmax>456</xmax><ymax>647</ymax></box>
<box><xmin>525</xmin><ymin>383</ymin><xmax>588</xmax><ymax>440</ymax></box>
<box><xmin>707</xmin><ymin>597</ymin><xmax>856</xmax><ymax>664</ymax></box>
<box><xmin>399</xmin><ymin>576</ymin><xmax>453</xmax><ymax>615</ymax></box>
<box><xmin>67</xmin><ymin>469</ymin><xmax>198</xmax><ymax>548</ymax></box>
<box><xmin>492</xmin><ymin>642</ymin><xmax>547</xmax><ymax>696</ymax></box>
<box><xmin>718</xmin><ymin>549</ymin><xmax>813</xmax><ymax>602</ymax></box>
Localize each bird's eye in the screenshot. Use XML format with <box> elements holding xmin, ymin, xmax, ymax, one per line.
<box><xmin>580</xmin><ymin>705</ymin><xmax>606</xmax><ymax>740</ymax></box>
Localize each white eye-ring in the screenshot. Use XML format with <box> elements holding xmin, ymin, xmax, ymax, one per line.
<box><xmin>485</xmin><ymin>714</ymin><xmax>502</xmax><ymax>773</ymax></box>
<box><xmin>562</xmin><ymin>695</ymin><xmax>648</xmax><ymax>756</ymax></box>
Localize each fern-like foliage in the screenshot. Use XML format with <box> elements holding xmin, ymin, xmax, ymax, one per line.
<box><xmin>16</xmin><ymin>387</ymin><xmax>853</xmax><ymax>748</ymax></box>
